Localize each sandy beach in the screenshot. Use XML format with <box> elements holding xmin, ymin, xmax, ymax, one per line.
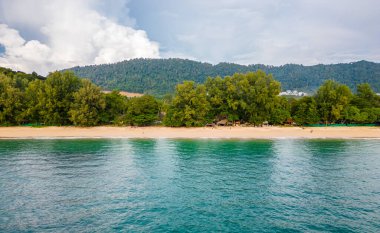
<box><xmin>0</xmin><ymin>126</ymin><xmax>379</xmax><ymax>139</ymax></box>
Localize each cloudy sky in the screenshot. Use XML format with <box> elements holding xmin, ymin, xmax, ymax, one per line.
<box><xmin>0</xmin><ymin>0</ymin><xmax>379</xmax><ymax>74</ymax></box>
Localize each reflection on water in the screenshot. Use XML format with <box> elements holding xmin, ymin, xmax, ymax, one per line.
<box><xmin>0</xmin><ymin>139</ymin><xmax>379</xmax><ymax>232</ymax></box>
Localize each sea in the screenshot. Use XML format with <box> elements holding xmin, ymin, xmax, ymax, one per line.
<box><xmin>0</xmin><ymin>139</ymin><xmax>379</xmax><ymax>232</ymax></box>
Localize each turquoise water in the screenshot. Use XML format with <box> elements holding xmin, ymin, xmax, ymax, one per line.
<box><xmin>0</xmin><ymin>139</ymin><xmax>379</xmax><ymax>232</ymax></box>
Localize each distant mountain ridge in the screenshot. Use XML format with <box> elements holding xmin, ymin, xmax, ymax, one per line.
<box><xmin>66</xmin><ymin>58</ymin><xmax>380</xmax><ymax>95</ymax></box>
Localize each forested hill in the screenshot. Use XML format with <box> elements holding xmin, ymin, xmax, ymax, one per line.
<box><xmin>0</xmin><ymin>67</ymin><xmax>45</xmax><ymax>81</ymax></box>
<box><xmin>67</xmin><ymin>59</ymin><xmax>380</xmax><ymax>95</ymax></box>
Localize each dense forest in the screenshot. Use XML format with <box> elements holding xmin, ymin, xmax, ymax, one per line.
<box><xmin>67</xmin><ymin>59</ymin><xmax>380</xmax><ymax>96</ymax></box>
<box><xmin>1</xmin><ymin>68</ymin><xmax>380</xmax><ymax>127</ymax></box>
<box><xmin>0</xmin><ymin>68</ymin><xmax>159</xmax><ymax>126</ymax></box>
<box><xmin>164</xmin><ymin>71</ymin><xmax>380</xmax><ymax>127</ymax></box>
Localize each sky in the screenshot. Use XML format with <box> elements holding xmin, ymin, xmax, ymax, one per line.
<box><xmin>0</xmin><ymin>0</ymin><xmax>379</xmax><ymax>75</ymax></box>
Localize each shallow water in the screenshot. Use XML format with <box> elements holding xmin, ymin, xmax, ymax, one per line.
<box><xmin>0</xmin><ymin>139</ymin><xmax>379</xmax><ymax>232</ymax></box>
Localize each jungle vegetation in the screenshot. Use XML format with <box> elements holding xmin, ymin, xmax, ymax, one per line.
<box><xmin>1</xmin><ymin>68</ymin><xmax>380</xmax><ymax>127</ymax></box>
<box><xmin>67</xmin><ymin>58</ymin><xmax>380</xmax><ymax>96</ymax></box>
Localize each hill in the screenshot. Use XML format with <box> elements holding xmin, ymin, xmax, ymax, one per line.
<box><xmin>0</xmin><ymin>67</ymin><xmax>45</xmax><ymax>81</ymax></box>
<box><xmin>67</xmin><ymin>59</ymin><xmax>380</xmax><ymax>95</ymax></box>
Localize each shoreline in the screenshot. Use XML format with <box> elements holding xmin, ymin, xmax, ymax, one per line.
<box><xmin>0</xmin><ymin>126</ymin><xmax>379</xmax><ymax>139</ymax></box>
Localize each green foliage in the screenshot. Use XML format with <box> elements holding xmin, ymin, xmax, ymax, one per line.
<box><xmin>270</xmin><ymin>96</ymin><xmax>291</xmax><ymax>125</ymax></box>
<box><xmin>205</xmin><ymin>76</ymin><xmax>229</xmax><ymax>119</ymax></box>
<box><xmin>166</xmin><ymin>71</ymin><xmax>283</xmax><ymax>126</ymax></box>
<box><xmin>0</xmin><ymin>67</ymin><xmax>45</xmax><ymax>83</ymax></box>
<box><xmin>164</xmin><ymin>74</ymin><xmax>380</xmax><ymax>127</ymax></box>
<box><xmin>0</xmin><ymin>69</ymin><xmax>46</xmax><ymax>125</ymax></box>
<box><xmin>69</xmin><ymin>79</ymin><xmax>106</xmax><ymax>126</ymax></box>
<box><xmin>0</xmin><ymin>68</ymin><xmax>164</xmax><ymax>127</ymax></box>
<box><xmin>67</xmin><ymin>59</ymin><xmax>380</xmax><ymax>95</ymax></box>
<box><xmin>343</xmin><ymin>106</ymin><xmax>367</xmax><ymax>123</ymax></box>
<box><xmin>363</xmin><ymin>108</ymin><xmax>380</xmax><ymax>123</ymax></box>
<box><xmin>101</xmin><ymin>91</ymin><xmax>128</xmax><ymax>124</ymax></box>
<box><xmin>0</xmin><ymin>75</ymin><xmax>25</xmax><ymax>124</ymax></box>
<box><xmin>315</xmin><ymin>80</ymin><xmax>352</xmax><ymax>123</ymax></box>
<box><xmin>350</xmin><ymin>83</ymin><xmax>380</xmax><ymax>109</ymax></box>
<box><xmin>39</xmin><ymin>71</ymin><xmax>82</xmax><ymax>125</ymax></box>
<box><xmin>204</xmin><ymin>71</ymin><xmax>282</xmax><ymax>125</ymax></box>
<box><xmin>1</xmin><ymin>66</ymin><xmax>380</xmax><ymax>127</ymax></box>
<box><xmin>236</xmin><ymin>71</ymin><xmax>281</xmax><ymax>125</ymax></box>
<box><xmin>291</xmin><ymin>97</ymin><xmax>320</xmax><ymax>125</ymax></box>
<box><xmin>23</xmin><ymin>79</ymin><xmax>44</xmax><ymax>123</ymax></box>
<box><xmin>124</xmin><ymin>95</ymin><xmax>159</xmax><ymax>126</ymax></box>
<box><xmin>164</xmin><ymin>81</ymin><xmax>210</xmax><ymax>127</ymax></box>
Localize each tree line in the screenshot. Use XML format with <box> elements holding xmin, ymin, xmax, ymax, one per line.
<box><xmin>68</xmin><ymin>58</ymin><xmax>380</xmax><ymax>96</ymax></box>
<box><xmin>164</xmin><ymin>71</ymin><xmax>380</xmax><ymax>126</ymax></box>
<box><xmin>1</xmin><ymin>68</ymin><xmax>380</xmax><ymax>127</ymax></box>
<box><xmin>0</xmin><ymin>70</ymin><xmax>159</xmax><ymax>126</ymax></box>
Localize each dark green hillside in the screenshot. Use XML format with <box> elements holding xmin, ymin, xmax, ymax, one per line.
<box><xmin>68</xmin><ymin>59</ymin><xmax>215</xmax><ymax>95</ymax></box>
<box><xmin>0</xmin><ymin>67</ymin><xmax>45</xmax><ymax>82</ymax></box>
<box><xmin>67</xmin><ymin>59</ymin><xmax>380</xmax><ymax>95</ymax></box>
<box><xmin>254</xmin><ymin>60</ymin><xmax>380</xmax><ymax>93</ymax></box>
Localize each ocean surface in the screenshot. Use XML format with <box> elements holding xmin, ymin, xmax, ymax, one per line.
<box><xmin>0</xmin><ymin>139</ymin><xmax>379</xmax><ymax>232</ymax></box>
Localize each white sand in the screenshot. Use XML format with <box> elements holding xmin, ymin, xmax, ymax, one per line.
<box><xmin>0</xmin><ymin>126</ymin><xmax>379</xmax><ymax>139</ymax></box>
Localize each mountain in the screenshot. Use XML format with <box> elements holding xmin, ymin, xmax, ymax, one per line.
<box><xmin>67</xmin><ymin>59</ymin><xmax>380</xmax><ymax>95</ymax></box>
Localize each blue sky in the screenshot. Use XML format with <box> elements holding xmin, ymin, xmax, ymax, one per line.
<box><xmin>0</xmin><ymin>0</ymin><xmax>379</xmax><ymax>74</ymax></box>
<box><xmin>0</xmin><ymin>44</ymin><xmax>4</xmax><ymax>55</ymax></box>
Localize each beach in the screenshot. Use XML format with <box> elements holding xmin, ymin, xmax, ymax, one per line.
<box><xmin>0</xmin><ymin>126</ymin><xmax>379</xmax><ymax>139</ymax></box>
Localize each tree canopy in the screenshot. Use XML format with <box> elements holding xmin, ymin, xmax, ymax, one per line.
<box><xmin>1</xmin><ymin>67</ymin><xmax>380</xmax><ymax>127</ymax></box>
<box><xmin>67</xmin><ymin>58</ymin><xmax>380</xmax><ymax>96</ymax></box>
<box><xmin>164</xmin><ymin>81</ymin><xmax>210</xmax><ymax>127</ymax></box>
<box><xmin>204</xmin><ymin>71</ymin><xmax>283</xmax><ymax>125</ymax></box>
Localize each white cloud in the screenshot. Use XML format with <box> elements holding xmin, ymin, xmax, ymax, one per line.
<box><xmin>2</xmin><ymin>0</ymin><xmax>379</xmax><ymax>71</ymax></box>
<box><xmin>0</xmin><ymin>24</ymin><xmax>52</xmax><ymax>72</ymax></box>
<box><xmin>161</xmin><ymin>51</ymin><xmax>198</xmax><ymax>61</ymax></box>
<box><xmin>0</xmin><ymin>0</ymin><xmax>159</xmax><ymax>75</ymax></box>
<box><xmin>0</xmin><ymin>24</ymin><xmax>25</xmax><ymax>47</ymax></box>
<box><xmin>130</xmin><ymin>0</ymin><xmax>380</xmax><ymax>65</ymax></box>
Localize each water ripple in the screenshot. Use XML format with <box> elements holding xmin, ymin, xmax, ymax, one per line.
<box><xmin>0</xmin><ymin>139</ymin><xmax>379</xmax><ymax>232</ymax></box>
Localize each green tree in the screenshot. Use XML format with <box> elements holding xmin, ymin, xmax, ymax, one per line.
<box><xmin>101</xmin><ymin>91</ymin><xmax>128</xmax><ymax>124</ymax></box>
<box><xmin>0</xmin><ymin>75</ymin><xmax>25</xmax><ymax>124</ymax></box>
<box><xmin>205</xmin><ymin>71</ymin><xmax>282</xmax><ymax>125</ymax></box>
<box><xmin>270</xmin><ymin>96</ymin><xmax>291</xmax><ymax>125</ymax></box>
<box><xmin>291</xmin><ymin>97</ymin><xmax>320</xmax><ymax>125</ymax></box>
<box><xmin>68</xmin><ymin>59</ymin><xmax>380</xmax><ymax>96</ymax></box>
<box><xmin>69</xmin><ymin>79</ymin><xmax>106</xmax><ymax>126</ymax></box>
<box><xmin>159</xmin><ymin>93</ymin><xmax>173</xmax><ymax>116</ymax></box>
<box><xmin>315</xmin><ymin>80</ymin><xmax>352</xmax><ymax>124</ymax></box>
<box><xmin>343</xmin><ymin>106</ymin><xmax>368</xmax><ymax>123</ymax></box>
<box><xmin>124</xmin><ymin>95</ymin><xmax>159</xmax><ymax>126</ymax></box>
<box><xmin>351</xmin><ymin>83</ymin><xmax>380</xmax><ymax>109</ymax></box>
<box><xmin>205</xmin><ymin>76</ymin><xmax>231</xmax><ymax>120</ymax></box>
<box><xmin>164</xmin><ymin>81</ymin><xmax>210</xmax><ymax>127</ymax></box>
<box><xmin>23</xmin><ymin>79</ymin><xmax>44</xmax><ymax>124</ymax></box>
<box><xmin>221</xmin><ymin>71</ymin><xmax>281</xmax><ymax>125</ymax></box>
<box><xmin>223</xmin><ymin>76</ymin><xmax>241</xmax><ymax>122</ymax></box>
<box><xmin>39</xmin><ymin>71</ymin><xmax>81</xmax><ymax>125</ymax></box>
<box><xmin>361</xmin><ymin>108</ymin><xmax>380</xmax><ymax>123</ymax></box>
